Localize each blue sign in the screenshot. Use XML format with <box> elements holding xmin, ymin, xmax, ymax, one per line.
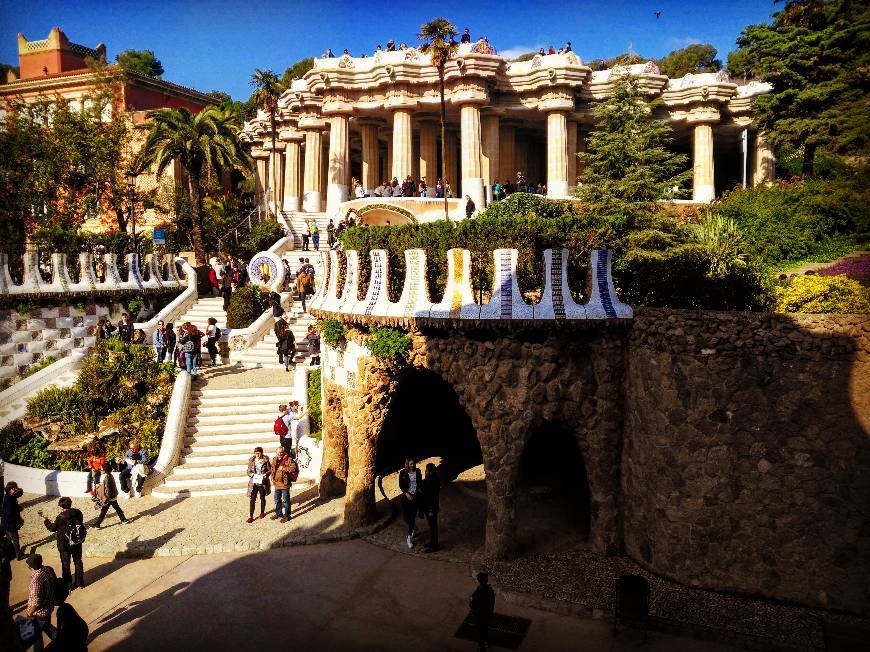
<box><xmin>152</xmin><ymin>229</ymin><xmax>166</xmax><ymax>245</ymax></box>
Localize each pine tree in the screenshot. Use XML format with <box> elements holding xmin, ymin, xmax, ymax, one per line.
<box><xmin>578</xmin><ymin>76</ymin><xmax>691</xmax><ymax>223</ymax></box>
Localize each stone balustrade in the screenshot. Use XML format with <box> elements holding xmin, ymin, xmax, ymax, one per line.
<box><xmin>0</xmin><ymin>251</ymin><xmax>185</xmax><ymax>298</ymax></box>
<box><xmin>309</xmin><ymin>247</ymin><xmax>631</xmax><ymax>322</ymax></box>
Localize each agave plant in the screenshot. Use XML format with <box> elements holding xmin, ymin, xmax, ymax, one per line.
<box><xmin>691</xmin><ymin>210</ymin><xmax>746</xmax><ymax>276</ymax></box>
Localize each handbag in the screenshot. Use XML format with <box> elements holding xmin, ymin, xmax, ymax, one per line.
<box><xmin>252</xmin><ymin>472</ymin><xmax>265</xmax><ymax>485</ymax></box>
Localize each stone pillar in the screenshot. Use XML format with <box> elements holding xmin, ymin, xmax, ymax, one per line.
<box><xmin>384</xmin><ymin>132</ymin><xmax>393</xmax><ymax>180</ymax></box>
<box><xmin>282</xmin><ymin>140</ymin><xmax>302</xmax><ymax>212</ymax></box>
<box><xmin>567</xmin><ymin>119</ymin><xmax>578</xmax><ymax>188</ymax></box>
<box><xmin>547</xmin><ymin>111</ymin><xmax>569</xmax><ymax>197</ymax></box>
<box><xmin>498</xmin><ymin>125</ymin><xmax>515</xmax><ymax>185</ymax></box>
<box><xmin>481</xmin><ymin>114</ymin><xmax>500</xmax><ymax>188</ymax></box>
<box><xmin>576</xmin><ymin>124</ymin><xmax>587</xmax><ymax>182</ymax></box>
<box><xmin>753</xmin><ymin>132</ymin><xmax>775</xmax><ymax>186</ymax></box>
<box><xmin>692</xmin><ymin>123</ymin><xmax>715</xmax><ymax>203</ymax></box>
<box><xmin>253</xmin><ymin>153</ymin><xmax>268</xmax><ymax>203</ymax></box>
<box><xmin>359</xmin><ymin>122</ymin><xmax>380</xmax><ymax>194</ymax></box>
<box><xmin>326</xmin><ymin>114</ymin><xmax>350</xmax><ymax>214</ymax></box>
<box><xmin>460</xmin><ymin>104</ymin><xmax>485</xmax><ymax>210</ymax></box>
<box><xmin>418</xmin><ymin>122</ymin><xmax>438</xmax><ymax>184</ymax></box>
<box><xmin>391</xmin><ymin>109</ymin><xmax>413</xmax><ymax>182</ymax></box>
<box><xmin>302</xmin><ymin>128</ymin><xmax>323</xmax><ymax>213</ymax></box>
<box><xmin>319</xmin><ymin>381</ymin><xmax>349</xmax><ymax>497</ymax></box>
<box><xmin>443</xmin><ymin>131</ymin><xmax>458</xmax><ymax>189</ymax></box>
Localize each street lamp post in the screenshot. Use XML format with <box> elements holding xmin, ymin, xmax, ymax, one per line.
<box><xmin>126</xmin><ymin>170</ymin><xmax>138</xmax><ymax>255</ymax></box>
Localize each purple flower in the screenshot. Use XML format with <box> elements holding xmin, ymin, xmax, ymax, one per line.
<box><xmin>818</xmin><ymin>254</ymin><xmax>870</xmax><ymax>285</ymax></box>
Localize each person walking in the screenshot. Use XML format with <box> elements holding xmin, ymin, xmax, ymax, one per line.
<box><xmin>465</xmin><ymin>195</ymin><xmax>476</xmax><ymax>218</ymax></box>
<box><xmin>422</xmin><ymin>463</ymin><xmax>441</xmax><ymax>552</ymax></box>
<box><xmin>326</xmin><ymin>219</ymin><xmax>335</xmax><ymax>248</ymax></box>
<box><xmin>274</xmin><ymin>405</ymin><xmax>295</xmax><ymax>457</ymax></box>
<box><xmin>179</xmin><ymin>324</ymin><xmax>201</xmax><ymax>377</ymax></box>
<box><xmin>302</xmin><ymin>221</ymin><xmax>311</xmax><ymax>251</ymax></box>
<box><xmin>44</xmin><ymin>602</ymin><xmax>88</xmax><ymax>652</ymax></box>
<box><xmin>246</xmin><ymin>447</ymin><xmax>271</xmax><ymax>523</ymax></box>
<box><xmin>470</xmin><ymin>572</ymin><xmax>496</xmax><ymax>651</ymax></box>
<box><xmin>117</xmin><ymin>441</ymin><xmax>148</xmax><ymax>498</ymax></box>
<box><xmin>311</xmin><ymin>223</ymin><xmax>320</xmax><ymax>250</ymax></box>
<box><xmin>164</xmin><ymin>322</ymin><xmax>177</xmax><ymax>368</ymax></box>
<box><xmin>305</xmin><ymin>325</ymin><xmax>320</xmax><ymax>366</ymax></box>
<box><xmin>84</xmin><ymin>442</ymin><xmax>105</xmax><ymax>495</ymax></box>
<box><xmin>268</xmin><ymin>291</ymin><xmax>284</xmax><ymax>321</ymax></box>
<box><xmin>152</xmin><ymin>320</ymin><xmax>168</xmax><ymax>363</ymax></box>
<box><xmin>1</xmin><ymin>482</ymin><xmax>24</xmax><ymax>560</ymax></box>
<box><xmin>117</xmin><ymin>313</ymin><xmax>133</xmax><ymax>345</ymax></box>
<box><xmin>205</xmin><ymin>317</ymin><xmax>220</xmax><ymax>367</ymax></box>
<box><xmin>398</xmin><ymin>457</ymin><xmax>422</xmax><ymax>549</ymax></box>
<box><xmin>24</xmin><ymin>554</ymin><xmax>57</xmax><ymax>650</ymax></box>
<box><xmin>296</xmin><ymin>266</ymin><xmax>312</xmax><ymax>313</ymax></box>
<box><xmin>270</xmin><ymin>446</ymin><xmax>296</xmax><ymax>523</ymax></box>
<box><xmin>0</xmin><ymin>529</ymin><xmax>15</xmax><ymax>611</ymax></box>
<box><xmin>41</xmin><ymin>498</ymin><xmax>85</xmax><ymax>591</ymax></box>
<box><xmin>274</xmin><ymin>315</ymin><xmax>296</xmax><ymax>371</ymax></box>
<box><xmin>91</xmin><ymin>464</ymin><xmax>128</xmax><ymax>528</ymax></box>
<box><xmin>220</xmin><ymin>273</ymin><xmax>233</xmax><ymax>312</ymax></box>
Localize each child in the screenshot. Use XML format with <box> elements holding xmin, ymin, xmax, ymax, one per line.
<box><xmin>85</xmin><ymin>442</ymin><xmax>105</xmax><ymax>494</ymax></box>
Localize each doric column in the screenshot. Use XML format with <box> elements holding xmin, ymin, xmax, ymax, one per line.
<box><xmin>359</xmin><ymin>121</ymin><xmax>380</xmax><ymax>194</ymax></box>
<box><xmin>270</xmin><ymin>149</ymin><xmax>284</xmax><ymax>212</ymax></box>
<box><xmin>481</xmin><ymin>114</ymin><xmax>500</xmax><ymax>188</ymax></box>
<box><xmin>252</xmin><ymin>148</ymin><xmax>269</xmax><ymax>203</ymax></box>
<box><xmin>280</xmin><ymin>129</ymin><xmax>303</xmax><ymax>212</ymax></box>
<box><xmin>384</xmin><ymin>132</ymin><xmax>393</xmax><ymax>180</ymax></box>
<box><xmin>567</xmin><ymin>119</ymin><xmax>578</xmax><ymax>188</ymax></box>
<box><xmin>391</xmin><ymin>109</ymin><xmax>413</xmax><ymax>182</ymax></box>
<box><xmin>753</xmin><ymin>132</ymin><xmax>775</xmax><ymax>186</ymax></box>
<box><xmin>498</xmin><ymin>125</ymin><xmax>515</xmax><ymax>184</ymax></box>
<box><xmin>300</xmin><ymin>119</ymin><xmax>325</xmax><ymax>213</ymax></box>
<box><xmin>459</xmin><ymin>103</ymin><xmax>485</xmax><ymax>210</ymax></box>
<box><xmin>692</xmin><ymin>123</ymin><xmax>715</xmax><ymax>202</ymax></box>
<box><xmin>576</xmin><ymin>124</ymin><xmax>587</xmax><ymax>182</ymax></box>
<box><xmin>326</xmin><ymin>114</ymin><xmax>350</xmax><ymax>213</ymax></box>
<box><xmin>443</xmin><ymin>131</ymin><xmax>458</xmax><ymax>188</ymax></box>
<box><xmin>547</xmin><ymin>111</ymin><xmax>569</xmax><ymax>197</ymax></box>
<box><xmin>418</xmin><ymin>122</ymin><xmax>437</xmax><ymax>185</ymax></box>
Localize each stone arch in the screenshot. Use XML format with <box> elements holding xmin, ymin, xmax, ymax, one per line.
<box><xmin>352</xmin><ymin>203</ymin><xmax>418</xmax><ymax>226</ymax></box>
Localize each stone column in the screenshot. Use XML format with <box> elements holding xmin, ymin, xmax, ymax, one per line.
<box><xmin>418</xmin><ymin>122</ymin><xmax>438</xmax><ymax>185</ymax></box>
<box><xmin>391</xmin><ymin>109</ymin><xmax>413</xmax><ymax>182</ymax></box>
<box><xmin>460</xmin><ymin>104</ymin><xmax>485</xmax><ymax>210</ymax></box>
<box><xmin>481</xmin><ymin>114</ymin><xmax>500</xmax><ymax>188</ymax></box>
<box><xmin>302</xmin><ymin>128</ymin><xmax>324</xmax><ymax>213</ymax></box>
<box><xmin>384</xmin><ymin>131</ymin><xmax>392</xmax><ymax>180</ymax></box>
<box><xmin>692</xmin><ymin>123</ymin><xmax>715</xmax><ymax>202</ymax></box>
<box><xmin>576</xmin><ymin>124</ymin><xmax>587</xmax><ymax>182</ymax></box>
<box><xmin>753</xmin><ymin>132</ymin><xmax>775</xmax><ymax>186</ymax></box>
<box><xmin>567</xmin><ymin>119</ymin><xmax>578</xmax><ymax>189</ymax></box>
<box><xmin>498</xmin><ymin>125</ymin><xmax>515</xmax><ymax>184</ymax></box>
<box><xmin>282</xmin><ymin>138</ymin><xmax>302</xmax><ymax>212</ymax></box>
<box><xmin>443</xmin><ymin>131</ymin><xmax>458</xmax><ymax>189</ymax></box>
<box><xmin>326</xmin><ymin>114</ymin><xmax>350</xmax><ymax>214</ymax></box>
<box><xmin>253</xmin><ymin>150</ymin><xmax>268</xmax><ymax>204</ymax></box>
<box><xmin>547</xmin><ymin>111</ymin><xmax>569</xmax><ymax>197</ymax></box>
<box><xmin>359</xmin><ymin>122</ymin><xmax>380</xmax><ymax>194</ymax></box>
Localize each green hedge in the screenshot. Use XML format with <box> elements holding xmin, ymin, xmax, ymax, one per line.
<box><xmin>307</xmin><ymin>368</ymin><xmax>322</xmax><ymax>439</ymax></box>
<box><xmin>226</xmin><ymin>284</ymin><xmax>268</xmax><ymax>329</ymax></box>
<box><xmin>234</xmin><ymin>219</ymin><xmax>285</xmax><ymax>259</ymax></box>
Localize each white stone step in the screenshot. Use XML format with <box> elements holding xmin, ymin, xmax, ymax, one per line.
<box><xmin>151</xmin><ymin>478</ymin><xmax>313</xmax><ymax>498</ymax></box>
<box><xmin>191</xmin><ymin>386</ymin><xmax>289</xmax><ymax>398</ymax></box>
<box><xmin>180</xmin><ymin>451</ymin><xmax>258</xmax><ymax>467</ymax></box>
<box><xmin>186</xmin><ymin>422</ymin><xmax>279</xmax><ymax>435</ymax></box>
<box><xmin>191</xmin><ymin>402</ymin><xmax>301</xmax><ymax>417</ymax></box>
<box><xmin>185</xmin><ymin>431</ymin><xmax>282</xmax><ymax>445</ymax></box>
<box><xmin>183</xmin><ymin>440</ymin><xmax>282</xmax><ymax>456</ymax></box>
<box><xmin>188</xmin><ymin>413</ymin><xmax>279</xmax><ymax>426</ymax></box>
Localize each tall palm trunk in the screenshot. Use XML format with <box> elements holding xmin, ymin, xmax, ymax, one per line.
<box><xmin>188</xmin><ymin>170</ymin><xmax>206</xmax><ymax>265</ymax></box>
<box><xmin>439</xmin><ymin>67</ymin><xmax>448</xmax><ymax>221</ymax></box>
<box><xmin>271</xmin><ymin>112</ymin><xmax>279</xmax><ymax>219</ymax></box>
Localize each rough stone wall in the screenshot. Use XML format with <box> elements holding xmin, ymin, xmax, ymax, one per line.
<box><xmin>319</xmin><ymin>379</ymin><xmax>349</xmax><ymax>497</ymax></box>
<box><xmin>623</xmin><ymin>309</ymin><xmax>870</xmax><ymax>614</ymax></box>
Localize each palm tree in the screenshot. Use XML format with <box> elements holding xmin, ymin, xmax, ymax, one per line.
<box><xmin>249</xmin><ymin>69</ymin><xmax>282</xmax><ymax>219</ymax></box>
<box><xmin>418</xmin><ymin>18</ymin><xmax>459</xmax><ymax>221</ymax></box>
<box><xmin>136</xmin><ymin>106</ymin><xmax>250</xmax><ymax>264</ymax></box>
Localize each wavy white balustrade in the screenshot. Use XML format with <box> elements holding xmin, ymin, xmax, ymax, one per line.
<box><xmin>308</xmin><ymin>251</ymin><xmax>328</xmax><ymax>310</ymax></box>
<box><xmin>535</xmin><ymin>248</ymin><xmax>586</xmax><ymax>320</ymax></box>
<box><xmin>429</xmin><ymin>248</ymin><xmax>478</xmax><ymax>319</ymax></box>
<box><xmin>353</xmin><ymin>249</ymin><xmax>393</xmax><ymax>317</ymax></box>
<box><xmin>98</xmin><ymin>253</ymin><xmax>123</xmax><ymax>290</ymax></box>
<box><xmin>0</xmin><ymin>254</ymin><xmax>13</xmax><ymax>293</ymax></box>
<box><xmin>143</xmin><ymin>254</ymin><xmax>164</xmax><ymax>290</ymax></box>
<box><xmin>338</xmin><ymin>250</ymin><xmax>360</xmax><ymax>313</ymax></box>
<box><xmin>385</xmin><ymin>249</ymin><xmax>434</xmax><ymax>319</ymax></box>
<box><xmin>44</xmin><ymin>253</ymin><xmax>71</xmax><ymax>293</ymax></box>
<box><xmin>163</xmin><ymin>254</ymin><xmax>181</xmax><ymax>285</ymax></box>
<box><xmin>71</xmin><ymin>253</ymin><xmax>97</xmax><ymax>293</ymax></box>
<box><xmin>586</xmin><ymin>249</ymin><xmax>633</xmax><ymax>319</ymax></box>
<box><xmin>20</xmin><ymin>252</ymin><xmax>45</xmax><ymax>294</ymax></box>
<box><xmin>479</xmin><ymin>249</ymin><xmax>534</xmax><ymax>320</ymax></box>
<box><xmin>122</xmin><ymin>253</ymin><xmax>145</xmax><ymax>291</ymax></box>
<box><xmin>319</xmin><ymin>250</ymin><xmax>342</xmax><ymax>312</ymax></box>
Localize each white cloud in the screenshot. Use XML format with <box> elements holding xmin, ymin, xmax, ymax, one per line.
<box><xmin>665</xmin><ymin>36</ymin><xmax>703</xmax><ymax>49</ymax></box>
<box><xmin>498</xmin><ymin>44</ymin><xmax>544</xmax><ymax>60</ymax></box>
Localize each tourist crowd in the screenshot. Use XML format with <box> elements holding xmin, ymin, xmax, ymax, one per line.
<box><xmin>320</xmin><ymin>28</ymin><xmax>500</xmax><ymax>60</ymax></box>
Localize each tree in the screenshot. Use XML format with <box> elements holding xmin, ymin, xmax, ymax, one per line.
<box><xmin>418</xmin><ymin>18</ymin><xmax>459</xmax><ymax>221</ymax></box>
<box><xmin>249</xmin><ymin>69</ymin><xmax>282</xmax><ymax>219</ymax></box>
<box><xmin>732</xmin><ymin>0</ymin><xmax>870</xmax><ymax>175</ymax></box>
<box><xmin>135</xmin><ymin>106</ymin><xmax>250</xmax><ymax>264</ymax></box>
<box><xmin>656</xmin><ymin>43</ymin><xmax>721</xmax><ymax>78</ymax></box>
<box><xmin>0</xmin><ymin>62</ymin><xmax>18</xmax><ymax>83</ymax></box>
<box><xmin>578</xmin><ymin>75</ymin><xmax>691</xmax><ymax>224</ymax></box>
<box><xmin>115</xmin><ymin>49</ymin><xmax>164</xmax><ymax>78</ymax></box>
<box><xmin>279</xmin><ymin>58</ymin><xmax>315</xmax><ymax>87</ymax></box>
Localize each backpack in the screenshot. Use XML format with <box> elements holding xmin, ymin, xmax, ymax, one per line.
<box><xmin>274</xmin><ymin>415</ymin><xmax>289</xmax><ymax>436</ymax></box>
<box><xmin>288</xmin><ymin>458</ymin><xmax>299</xmax><ymax>482</ymax></box>
<box><xmin>64</xmin><ymin>518</ymin><xmax>87</xmax><ymax>547</ymax></box>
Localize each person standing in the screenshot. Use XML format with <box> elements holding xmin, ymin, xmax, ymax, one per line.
<box><xmin>311</xmin><ymin>223</ymin><xmax>320</xmax><ymax>250</ymax></box>
<box><xmin>236</xmin><ymin>258</ymin><xmax>249</xmax><ymax>287</ymax></box>
<box><xmin>296</xmin><ymin>266</ymin><xmax>312</xmax><ymax>313</ymax></box>
<box><xmin>1</xmin><ymin>482</ymin><xmax>24</xmax><ymax>560</ymax></box>
<box><xmin>302</xmin><ymin>221</ymin><xmax>311</xmax><ymax>251</ymax></box>
<box><xmin>422</xmin><ymin>463</ymin><xmax>441</xmax><ymax>552</ymax></box>
<box><xmin>84</xmin><ymin>442</ymin><xmax>105</xmax><ymax>494</ymax></box>
<box><xmin>270</xmin><ymin>446</ymin><xmax>294</xmax><ymax>523</ymax></box>
<box><xmin>220</xmin><ymin>273</ymin><xmax>233</xmax><ymax>312</ymax></box>
<box><xmin>305</xmin><ymin>325</ymin><xmax>321</xmax><ymax>366</ymax></box>
<box><xmin>274</xmin><ymin>404</ymin><xmax>295</xmax><ymax>454</ymax></box>
<box><xmin>470</xmin><ymin>572</ymin><xmax>496</xmax><ymax>651</ymax></box>
<box><xmin>45</xmin><ymin>603</ymin><xmax>88</xmax><ymax>652</ymax></box>
<box><xmin>152</xmin><ymin>321</ymin><xmax>168</xmax><ymax>363</ymax></box>
<box><xmin>287</xmin><ymin>401</ymin><xmax>307</xmax><ymax>452</ymax></box>
<box><xmin>268</xmin><ymin>291</ymin><xmax>285</xmax><ymax>322</ymax></box>
<box><xmin>117</xmin><ymin>313</ymin><xmax>133</xmax><ymax>345</ymax></box>
<box><xmin>41</xmin><ymin>498</ymin><xmax>85</xmax><ymax>591</ymax></box>
<box><xmin>205</xmin><ymin>317</ymin><xmax>220</xmax><ymax>367</ymax></box>
<box><xmin>326</xmin><ymin>219</ymin><xmax>336</xmax><ymax>248</ymax></box>
<box><xmin>465</xmin><ymin>195</ymin><xmax>476</xmax><ymax>218</ymax></box>
<box><xmin>24</xmin><ymin>554</ymin><xmax>57</xmax><ymax>650</ymax></box>
<box><xmin>117</xmin><ymin>441</ymin><xmax>148</xmax><ymax>499</ymax></box>
<box><xmin>275</xmin><ymin>315</ymin><xmax>296</xmax><ymax>371</ymax></box>
<box><xmin>246</xmin><ymin>447</ymin><xmax>271</xmax><ymax>523</ymax></box>
<box><xmin>398</xmin><ymin>457</ymin><xmax>422</xmax><ymax>549</ymax></box>
<box><xmin>91</xmin><ymin>464</ymin><xmax>128</xmax><ymax>528</ymax></box>
<box><xmin>0</xmin><ymin>529</ymin><xmax>14</xmax><ymax>611</ymax></box>
<box><xmin>164</xmin><ymin>322</ymin><xmax>177</xmax><ymax>368</ymax></box>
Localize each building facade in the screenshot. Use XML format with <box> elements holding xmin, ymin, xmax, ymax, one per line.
<box><xmin>241</xmin><ymin>40</ymin><xmax>773</xmax><ymax>226</ymax></box>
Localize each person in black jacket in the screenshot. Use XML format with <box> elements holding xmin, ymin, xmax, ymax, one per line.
<box><xmin>117</xmin><ymin>313</ymin><xmax>133</xmax><ymax>344</ymax></box>
<box><xmin>0</xmin><ymin>529</ymin><xmax>14</xmax><ymax>611</ymax></box>
<box><xmin>422</xmin><ymin>463</ymin><xmax>441</xmax><ymax>552</ymax></box>
<box><xmin>44</xmin><ymin>602</ymin><xmax>88</xmax><ymax>652</ymax></box>
<box><xmin>1</xmin><ymin>482</ymin><xmax>24</xmax><ymax>560</ymax></box>
<box><xmin>41</xmin><ymin>497</ymin><xmax>85</xmax><ymax>590</ymax></box>
<box><xmin>274</xmin><ymin>315</ymin><xmax>296</xmax><ymax>371</ymax></box>
<box><xmin>269</xmin><ymin>291</ymin><xmax>285</xmax><ymax>320</ymax></box>
<box><xmin>398</xmin><ymin>457</ymin><xmax>422</xmax><ymax>549</ymax></box>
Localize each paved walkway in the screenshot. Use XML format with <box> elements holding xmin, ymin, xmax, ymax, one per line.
<box><xmin>7</xmin><ymin>540</ymin><xmax>742</xmax><ymax>652</ymax></box>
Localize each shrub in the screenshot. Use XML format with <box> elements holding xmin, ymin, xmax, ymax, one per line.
<box><xmin>226</xmin><ymin>284</ymin><xmax>268</xmax><ymax>329</ymax></box>
<box><xmin>307</xmin><ymin>368</ymin><xmax>322</xmax><ymax>436</ymax></box>
<box><xmin>690</xmin><ymin>211</ymin><xmax>746</xmax><ymax>276</ymax></box>
<box><xmin>774</xmin><ymin>275</ymin><xmax>870</xmax><ymax>314</ymax></box>
<box><xmin>235</xmin><ymin>219</ymin><xmax>286</xmax><ymax>259</ymax></box>
<box><xmin>367</xmin><ymin>326</ymin><xmax>411</xmax><ymax>364</ymax></box>
<box><xmin>125</xmin><ymin>294</ymin><xmax>146</xmax><ymax>319</ymax></box>
<box><xmin>320</xmin><ymin>318</ymin><xmax>346</xmax><ymax>347</ymax></box>
<box><xmin>817</xmin><ymin>254</ymin><xmax>870</xmax><ymax>285</ymax></box>
<box><xmin>14</xmin><ymin>300</ymin><xmax>38</xmax><ymax>316</ymax></box>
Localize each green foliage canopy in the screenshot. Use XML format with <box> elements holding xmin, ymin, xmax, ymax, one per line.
<box><xmin>116</xmin><ymin>49</ymin><xmax>164</xmax><ymax>77</ymax></box>
<box><xmin>656</xmin><ymin>43</ymin><xmax>721</xmax><ymax>78</ymax></box>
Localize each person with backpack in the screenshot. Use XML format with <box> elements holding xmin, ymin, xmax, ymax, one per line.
<box><xmin>40</xmin><ymin>498</ymin><xmax>85</xmax><ymax>591</ymax></box>
<box><xmin>91</xmin><ymin>464</ymin><xmax>128</xmax><ymax>529</ymax></box>
<box><xmin>274</xmin><ymin>315</ymin><xmax>296</xmax><ymax>371</ymax></box>
<box><xmin>245</xmin><ymin>447</ymin><xmax>271</xmax><ymax>524</ymax></box>
<box><xmin>205</xmin><ymin>317</ymin><xmax>220</xmax><ymax>367</ymax></box>
<box><xmin>24</xmin><ymin>553</ymin><xmax>58</xmax><ymax>649</ymax></box>
<box><xmin>270</xmin><ymin>446</ymin><xmax>297</xmax><ymax>523</ymax></box>
<box><xmin>296</xmin><ymin>266</ymin><xmax>312</xmax><ymax>313</ymax></box>
<box><xmin>274</xmin><ymin>404</ymin><xmax>294</xmax><ymax>454</ymax></box>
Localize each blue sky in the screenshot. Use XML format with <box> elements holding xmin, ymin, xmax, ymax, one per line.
<box><xmin>0</xmin><ymin>0</ymin><xmax>777</xmax><ymax>100</ymax></box>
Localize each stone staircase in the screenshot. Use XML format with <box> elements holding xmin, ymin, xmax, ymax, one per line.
<box><xmin>174</xmin><ymin>295</ymin><xmax>227</xmax><ymax>330</ymax></box>
<box><xmin>279</xmin><ymin>211</ymin><xmax>332</xmax><ymax>250</ymax></box>
<box><xmin>151</xmin><ymin>384</ymin><xmax>314</xmax><ymax>498</ymax></box>
<box><xmin>234</xmin><ymin>305</ymin><xmax>318</xmax><ymax>369</ymax></box>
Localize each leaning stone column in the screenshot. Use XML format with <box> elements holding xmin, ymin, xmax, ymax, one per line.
<box><xmin>481</xmin><ymin>113</ymin><xmax>500</xmax><ymax>188</ymax></box>
<box><xmin>753</xmin><ymin>132</ymin><xmax>775</xmax><ymax>186</ymax></box>
<box><xmin>359</xmin><ymin>121</ymin><xmax>380</xmax><ymax>194</ymax></box>
<box><xmin>280</xmin><ymin>129</ymin><xmax>303</xmax><ymax>212</ymax></box>
<box><xmin>460</xmin><ymin>103</ymin><xmax>485</xmax><ymax>210</ymax></box>
<box><xmin>300</xmin><ymin>119</ymin><xmax>325</xmax><ymax>213</ymax></box>
<box><xmin>567</xmin><ymin>118</ymin><xmax>578</xmax><ymax>189</ymax></box>
<box><xmin>391</xmin><ymin>109</ymin><xmax>413</xmax><ymax>182</ymax></box>
<box><xmin>547</xmin><ymin>111</ymin><xmax>569</xmax><ymax>197</ymax></box>
<box><xmin>326</xmin><ymin>114</ymin><xmax>350</xmax><ymax>214</ymax></box>
<box><xmin>252</xmin><ymin>149</ymin><xmax>269</xmax><ymax>204</ymax></box>
<box><xmin>692</xmin><ymin>123</ymin><xmax>715</xmax><ymax>202</ymax></box>
<box><xmin>418</xmin><ymin>121</ymin><xmax>438</xmax><ymax>184</ymax></box>
<box><xmin>498</xmin><ymin>125</ymin><xmax>515</xmax><ymax>184</ymax></box>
